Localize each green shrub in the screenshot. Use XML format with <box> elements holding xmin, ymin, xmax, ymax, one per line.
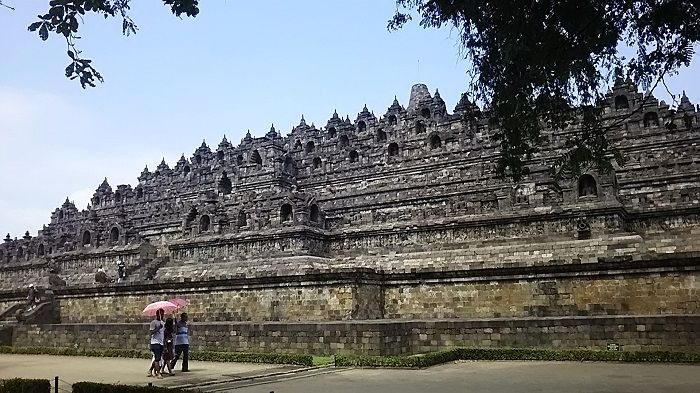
<box><xmin>0</xmin><ymin>346</ymin><xmax>150</xmax><ymax>359</ymax></box>
<box><xmin>73</xmin><ymin>382</ymin><xmax>187</xmax><ymax>393</ymax></box>
<box><xmin>189</xmin><ymin>351</ymin><xmax>313</xmax><ymax>366</ymax></box>
<box><xmin>0</xmin><ymin>378</ymin><xmax>51</xmax><ymax>393</ymax></box>
<box><xmin>335</xmin><ymin>347</ymin><xmax>700</xmax><ymax>368</ymax></box>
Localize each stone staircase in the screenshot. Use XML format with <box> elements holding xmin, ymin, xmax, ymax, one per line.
<box><xmin>15</xmin><ymin>300</ymin><xmax>58</xmax><ymax>324</ymax></box>
<box><xmin>125</xmin><ymin>256</ymin><xmax>170</xmax><ymax>282</ymax></box>
<box><xmin>0</xmin><ymin>304</ymin><xmax>24</xmax><ymax>323</ymax></box>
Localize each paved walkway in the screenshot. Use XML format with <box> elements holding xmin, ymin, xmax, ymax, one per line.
<box><xmin>0</xmin><ymin>354</ymin><xmax>698</xmax><ymax>393</ymax></box>
<box><xmin>228</xmin><ymin>361</ymin><xmax>700</xmax><ymax>393</ymax></box>
<box><xmin>0</xmin><ymin>354</ymin><xmax>296</xmax><ymax>390</ymax></box>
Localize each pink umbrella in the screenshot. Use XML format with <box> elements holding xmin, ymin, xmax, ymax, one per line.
<box><xmin>169</xmin><ymin>298</ymin><xmax>189</xmax><ymax>308</ymax></box>
<box><xmin>142</xmin><ymin>300</ymin><xmax>178</xmax><ymax>316</ymax></box>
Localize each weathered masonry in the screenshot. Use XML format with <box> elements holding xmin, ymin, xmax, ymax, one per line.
<box><xmin>1</xmin><ymin>81</ymin><xmax>699</xmax><ymax>355</ymax></box>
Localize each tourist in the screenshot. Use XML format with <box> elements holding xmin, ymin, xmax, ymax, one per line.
<box><xmin>117</xmin><ymin>260</ymin><xmax>126</xmax><ymax>283</ymax></box>
<box><xmin>95</xmin><ymin>267</ymin><xmax>111</xmax><ymax>283</ymax></box>
<box><xmin>148</xmin><ymin>308</ymin><xmax>165</xmax><ymax>379</ymax></box>
<box><xmin>26</xmin><ymin>284</ymin><xmax>36</xmax><ymax>311</ymax></box>
<box><xmin>161</xmin><ymin>317</ymin><xmax>175</xmax><ymax>376</ymax></box>
<box><xmin>171</xmin><ymin>312</ymin><xmax>190</xmax><ymax>372</ymax></box>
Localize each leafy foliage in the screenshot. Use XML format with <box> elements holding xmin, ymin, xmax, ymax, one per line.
<box><xmin>390</xmin><ymin>1</ymin><xmax>700</xmax><ymax>179</ymax></box>
<box><xmin>0</xmin><ymin>378</ymin><xmax>51</xmax><ymax>393</ymax></box>
<box><xmin>28</xmin><ymin>1</ymin><xmax>200</xmax><ymax>88</ymax></box>
<box><xmin>334</xmin><ymin>347</ymin><xmax>700</xmax><ymax>368</ymax></box>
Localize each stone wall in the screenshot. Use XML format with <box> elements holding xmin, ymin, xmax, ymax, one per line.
<box><xmin>0</xmin><ymin>265</ymin><xmax>51</xmax><ymax>291</ymax></box>
<box><xmin>56</xmin><ymin>284</ymin><xmax>358</xmax><ymax>323</ymax></box>
<box><xmin>384</xmin><ymin>272</ymin><xmax>699</xmax><ymax>319</ymax></box>
<box><xmin>12</xmin><ymin>315</ymin><xmax>699</xmax><ymax>355</ymax></box>
<box><xmin>0</xmin><ymin>252</ymin><xmax>695</xmax><ymax>325</ymax></box>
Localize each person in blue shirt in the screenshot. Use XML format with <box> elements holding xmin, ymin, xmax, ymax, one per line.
<box><xmin>170</xmin><ymin>312</ymin><xmax>190</xmax><ymax>372</ymax></box>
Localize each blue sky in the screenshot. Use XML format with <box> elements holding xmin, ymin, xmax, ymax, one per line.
<box><xmin>0</xmin><ymin>1</ymin><xmax>698</xmax><ymax>237</ymax></box>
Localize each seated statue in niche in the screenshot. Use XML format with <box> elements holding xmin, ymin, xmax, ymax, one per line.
<box><xmin>577</xmin><ymin>217</ymin><xmax>591</xmax><ymax>240</ymax></box>
<box><xmin>514</xmin><ymin>187</ymin><xmax>529</xmax><ymax>204</ymax></box>
<box><xmin>579</xmin><ymin>176</ymin><xmax>598</xmax><ymax>197</ymax></box>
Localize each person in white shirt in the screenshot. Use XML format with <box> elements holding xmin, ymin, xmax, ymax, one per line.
<box><xmin>147</xmin><ymin>309</ymin><xmax>165</xmax><ymax>379</ymax></box>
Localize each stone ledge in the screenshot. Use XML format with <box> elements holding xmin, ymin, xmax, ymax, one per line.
<box><xmin>0</xmin><ymin>252</ymin><xmax>697</xmax><ymax>300</ymax></box>
<box><xmin>38</xmin><ymin>314</ymin><xmax>698</xmax><ymax>327</ymax></box>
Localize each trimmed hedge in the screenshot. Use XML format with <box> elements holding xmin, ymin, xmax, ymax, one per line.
<box><xmin>0</xmin><ymin>346</ymin><xmax>151</xmax><ymax>359</ymax></box>
<box><xmin>0</xmin><ymin>378</ymin><xmax>50</xmax><ymax>393</ymax></box>
<box><xmin>335</xmin><ymin>347</ymin><xmax>700</xmax><ymax>368</ymax></box>
<box><xmin>188</xmin><ymin>350</ymin><xmax>313</xmax><ymax>366</ymax></box>
<box><xmin>0</xmin><ymin>346</ymin><xmax>313</xmax><ymax>366</ymax></box>
<box><xmin>73</xmin><ymin>382</ymin><xmax>187</xmax><ymax>393</ymax></box>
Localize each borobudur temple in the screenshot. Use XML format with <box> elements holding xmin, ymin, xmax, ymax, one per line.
<box><xmin>1</xmin><ymin>81</ymin><xmax>699</xmax><ymax>355</ymax></box>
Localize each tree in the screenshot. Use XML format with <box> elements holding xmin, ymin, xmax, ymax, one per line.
<box><xmin>391</xmin><ymin>0</ymin><xmax>699</xmax><ymax>179</ymax></box>
<box><xmin>26</xmin><ymin>1</ymin><xmax>199</xmax><ymax>88</ymax></box>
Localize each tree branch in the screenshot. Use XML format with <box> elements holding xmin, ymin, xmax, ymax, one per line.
<box><xmin>0</xmin><ymin>1</ymin><xmax>15</xmax><ymax>11</ymax></box>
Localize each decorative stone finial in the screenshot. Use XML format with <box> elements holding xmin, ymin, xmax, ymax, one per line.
<box><xmin>157</xmin><ymin>158</ymin><xmax>170</xmax><ymax>170</ymax></box>
<box><xmin>681</xmin><ymin>90</ymin><xmax>690</xmax><ymax>103</ymax></box>
<box><xmin>98</xmin><ymin>177</ymin><xmax>111</xmax><ymax>191</ymax></box>
<box><xmin>299</xmin><ymin>115</ymin><xmax>307</xmax><ymax>127</ymax></box>
<box><xmin>200</xmin><ymin>139</ymin><xmax>208</xmax><ymax>149</ymax></box>
<box><xmin>139</xmin><ymin>166</ymin><xmax>150</xmax><ymax>181</ymax></box>
<box><xmin>387</xmin><ymin>95</ymin><xmax>402</xmax><ymax>113</ymax></box>
<box><xmin>407</xmin><ymin>83</ymin><xmax>431</xmax><ymax>111</ymax></box>
<box><xmin>244</xmin><ymin>130</ymin><xmax>252</xmax><ymax>141</ymax></box>
<box><xmin>454</xmin><ymin>92</ymin><xmax>474</xmax><ymax>113</ymax></box>
<box><xmin>266</xmin><ymin>123</ymin><xmax>278</xmax><ymax>138</ymax></box>
<box><xmin>3</xmin><ymin>233</ymin><xmax>10</xmax><ymax>243</ymax></box>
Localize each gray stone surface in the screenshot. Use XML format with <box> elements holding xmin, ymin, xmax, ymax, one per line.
<box><xmin>12</xmin><ymin>315</ymin><xmax>700</xmax><ymax>355</ymax></box>
<box><xmin>193</xmin><ymin>361</ymin><xmax>700</xmax><ymax>393</ymax></box>
<box><xmin>0</xmin><ymin>354</ymin><xmax>283</xmax><ymax>389</ymax></box>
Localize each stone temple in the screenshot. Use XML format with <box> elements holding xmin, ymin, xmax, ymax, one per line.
<box><xmin>0</xmin><ymin>81</ymin><xmax>698</xmax><ymax>355</ymax></box>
